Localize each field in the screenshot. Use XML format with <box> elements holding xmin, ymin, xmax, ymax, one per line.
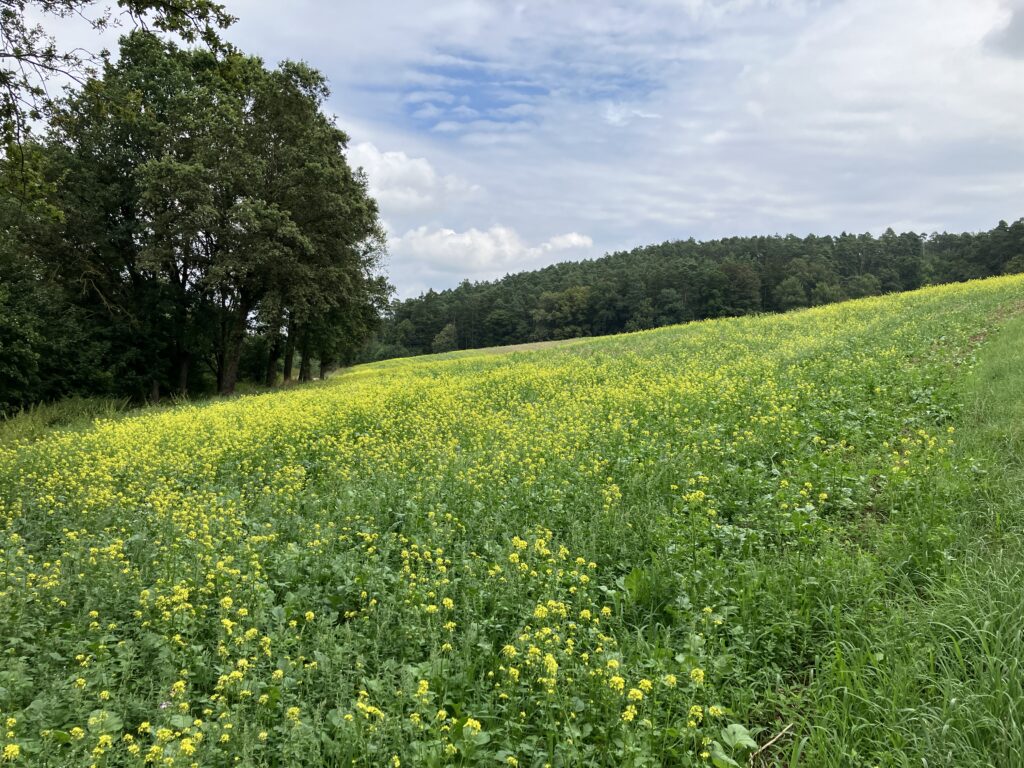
<box><xmin>2</xmin><ymin>275</ymin><xmax>1023</xmax><ymax>767</ymax></box>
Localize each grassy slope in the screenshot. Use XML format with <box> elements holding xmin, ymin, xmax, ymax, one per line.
<box><xmin>787</xmin><ymin>311</ymin><xmax>1024</xmax><ymax>767</ymax></box>
<box><xmin>1</xmin><ymin>277</ymin><xmax>1023</xmax><ymax>767</ymax></box>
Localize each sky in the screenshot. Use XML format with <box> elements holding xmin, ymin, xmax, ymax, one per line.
<box><xmin>47</xmin><ymin>0</ymin><xmax>1024</xmax><ymax>297</ymax></box>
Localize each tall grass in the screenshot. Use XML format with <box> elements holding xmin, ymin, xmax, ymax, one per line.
<box><xmin>788</xmin><ymin>313</ymin><xmax>1024</xmax><ymax>767</ymax></box>
<box><xmin>0</xmin><ymin>397</ymin><xmax>132</xmax><ymax>445</ymax></box>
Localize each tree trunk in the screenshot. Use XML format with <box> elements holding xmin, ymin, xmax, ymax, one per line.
<box><xmin>149</xmin><ymin>379</ymin><xmax>161</xmax><ymax>404</ymax></box>
<box><xmin>318</xmin><ymin>358</ymin><xmax>329</xmax><ymax>381</ymax></box>
<box><xmin>298</xmin><ymin>348</ymin><xmax>312</xmax><ymax>382</ymax></box>
<box><xmin>219</xmin><ymin>307</ymin><xmax>249</xmax><ymax>396</ymax></box>
<box><xmin>176</xmin><ymin>351</ymin><xmax>191</xmax><ymax>396</ymax></box>
<box><xmin>265</xmin><ymin>334</ymin><xmax>282</xmax><ymax>388</ymax></box>
<box><xmin>283</xmin><ymin>331</ymin><xmax>295</xmax><ymax>383</ymax></box>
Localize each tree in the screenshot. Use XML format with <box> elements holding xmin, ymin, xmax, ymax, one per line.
<box><xmin>431</xmin><ymin>322</ymin><xmax>457</xmax><ymax>353</ymax></box>
<box><xmin>39</xmin><ymin>31</ymin><xmax>386</xmax><ymax>397</ymax></box>
<box><xmin>810</xmin><ymin>282</ymin><xmax>845</xmax><ymax>306</ymax></box>
<box><xmin>1</xmin><ymin>0</ymin><xmax>232</xmax><ymax>145</ymax></box>
<box><xmin>773</xmin><ymin>276</ymin><xmax>808</xmax><ymax>311</ymax></box>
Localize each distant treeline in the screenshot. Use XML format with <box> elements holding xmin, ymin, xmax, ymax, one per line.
<box><xmin>365</xmin><ymin>220</ymin><xmax>1024</xmax><ymax>359</ymax></box>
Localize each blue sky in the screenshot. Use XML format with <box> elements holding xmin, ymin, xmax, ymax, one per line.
<box><xmin>53</xmin><ymin>0</ymin><xmax>1024</xmax><ymax>296</ymax></box>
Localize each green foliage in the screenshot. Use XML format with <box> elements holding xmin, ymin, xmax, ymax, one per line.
<box><xmin>773</xmin><ymin>275</ymin><xmax>808</xmax><ymax>311</ymax></box>
<box><xmin>0</xmin><ymin>396</ymin><xmax>132</xmax><ymax>445</ymax></box>
<box><xmin>0</xmin><ymin>0</ymin><xmax>233</xmax><ymax>145</ymax></box>
<box><xmin>1</xmin><ymin>276</ymin><xmax>1022</xmax><ymax>765</ymax></box>
<box><xmin>371</xmin><ymin>220</ymin><xmax>1024</xmax><ymax>359</ymax></box>
<box><xmin>0</xmin><ymin>30</ymin><xmax>389</xmax><ymax>413</ymax></box>
<box><xmin>431</xmin><ymin>322</ymin><xmax>458</xmax><ymax>353</ymax></box>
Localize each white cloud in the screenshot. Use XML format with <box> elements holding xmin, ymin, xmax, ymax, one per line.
<box><xmin>66</xmin><ymin>0</ymin><xmax>1024</xmax><ymax>295</ymax></box>
<box><xmin>389</xmin><ymin>225</ymin><xmax>594</xmax><ymax>283</ymax></box>
<box><xmin>411</xmin><ymin>103</ymin><xmax>443</xmax><ymax>120</ymax></box>
<box><xmin>403</xmin><ymin>90</ymin><xmax>457</xmax><ymax>104</ymax></box>
<box><xmin>603</xmin><ymin>102</ymin><xmax>662</xmax><ymax>127</ymax></box>
<box><xmin>346</xmin><ymin>142</ymin><xmax>481</xmax><ymax>214</ymax></box>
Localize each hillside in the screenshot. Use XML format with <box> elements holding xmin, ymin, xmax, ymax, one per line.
<box><xmin>371</xmin><ymin>219</ymin><xmax>1024</xmax><ymax>360</ymax></box>
<box><xmin>1</xmin><ymin>276</ymin><xmax>1023</xmax><ymax>766</ymax></box>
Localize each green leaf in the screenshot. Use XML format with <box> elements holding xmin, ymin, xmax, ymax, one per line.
<box><xmin>709</xmin><ymin>741</ymin><xmax>740</xmax><ymax>768</ymax></box>
<box><xmin>472</xmin><ymin>730</ymin><xmax>491</xmax><ymax>746</ymax></box>
<box><xmin>87</xmin><ymin>709</ymin><xmax>123</xmax><ymax>733</ymax></box>
<box><xmin>721</xmin><ymin>723</ymin><xmax>758</xmax><ymax>751</ymax></box>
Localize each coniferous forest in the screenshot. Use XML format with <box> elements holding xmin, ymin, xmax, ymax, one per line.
<box><xmin>367</xmin><ymin>220</ymin><xmax>1024</xmax><ymax>359</ymax></box>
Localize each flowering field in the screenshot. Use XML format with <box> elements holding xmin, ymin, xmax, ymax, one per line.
<box><xmin>1</xmin><ymin>275</ymin><xmax>1023</xmax><ymax>767</ymax></box>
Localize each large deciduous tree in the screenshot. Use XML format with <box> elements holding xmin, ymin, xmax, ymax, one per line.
<box><xmin>1</xmin><ymin>0</ymin><xmax>232</xmax><ymax>145</ymax></box>
<box><xmin>40</xmin><ymin>31</ymin><xmax>387</xmax><ymax>397</ymax></box>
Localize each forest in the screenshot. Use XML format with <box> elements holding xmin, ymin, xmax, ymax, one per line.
<box><xmin>0</xmin><ymin>3</ymin><xmax>389</xmax><ymax>416</ymax></box>
<box><xmin>368</xmin><ymin>220</ymin><xmax>1024</xmax><ymax>359</ymax></box>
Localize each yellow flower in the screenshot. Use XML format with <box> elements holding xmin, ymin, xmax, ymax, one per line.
<box><xmin>621</xmin><ymin>705</ymin><xmax>637</xmax><ymax>722</ymax></box>
<box><xmin>627</xmin><ymin>688</ymin><xmax>643</xmax><ymax>701</ymax></box>
<box><xmin>304</xmin><ymin>611</ymin><xmax>315</xmax><ymax>621</ymax></box>
<box><xmin>463</xmin><ymin>718</ymin><xmax>482</xmax><ymax>735</ymax></box>
<box><xmin>690</xmin><ymin>667</ymin><xmax>705</xmax><ymax>685</ymax></box>
<box><xmin>2</xmin><ymin>744</ymin><xmax>20</xmax><ymax>761</ymax></box>
<box><xmin>662</xmin><ymin>673</ymin><xmax>677</xmax><ymax>687</ymax></box>
<box><xmin>391</xmin><ymin>756</ymin><xmax>401</xmax><ymax>767</ymax></box>
<box><xmin>543</xmin><ymin>653</ymin><xmax>558</xmax><ymax>677</ymax></box>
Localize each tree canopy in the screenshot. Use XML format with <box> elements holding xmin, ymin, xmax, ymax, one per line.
<box><xmin>0</xmin><ymin>29</ymin><xmax>390</xmax><ymax>414</ymax></box>
<box><xmin>1</xmin><ymin>0</ymin><xmax>234</xmax><ymax>144</ymax></box>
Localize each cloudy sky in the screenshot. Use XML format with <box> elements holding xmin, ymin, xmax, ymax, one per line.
<box><xmin>58</xmin><ymin>0</ymin><xmax>1024</xmax><ymax>296</ymax></box>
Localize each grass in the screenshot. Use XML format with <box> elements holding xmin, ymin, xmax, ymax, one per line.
<box><xmin>788</xmin><ymin>310</ymin><xmax>1024</xmax><ymax>767</ymax></box>
<box><xmin>0</xmin><ymin>275</ymin><xmax>1022</xmax><ymax>767</ymax></box>
<box><xmin>0</xmin><ymin>397</ymin><xmax>134</xmax><ymax>445</ymax></box>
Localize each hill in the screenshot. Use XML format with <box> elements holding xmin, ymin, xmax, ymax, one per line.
<box><xmin>1</xmin><ymin>275</ymin><xmax>1023</xmax><ymax>766</ymax></box>
<box><xmin>369</xmin><ymin>219</ymin><xmax>1024</xmax><ymax>360</ymax></box>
